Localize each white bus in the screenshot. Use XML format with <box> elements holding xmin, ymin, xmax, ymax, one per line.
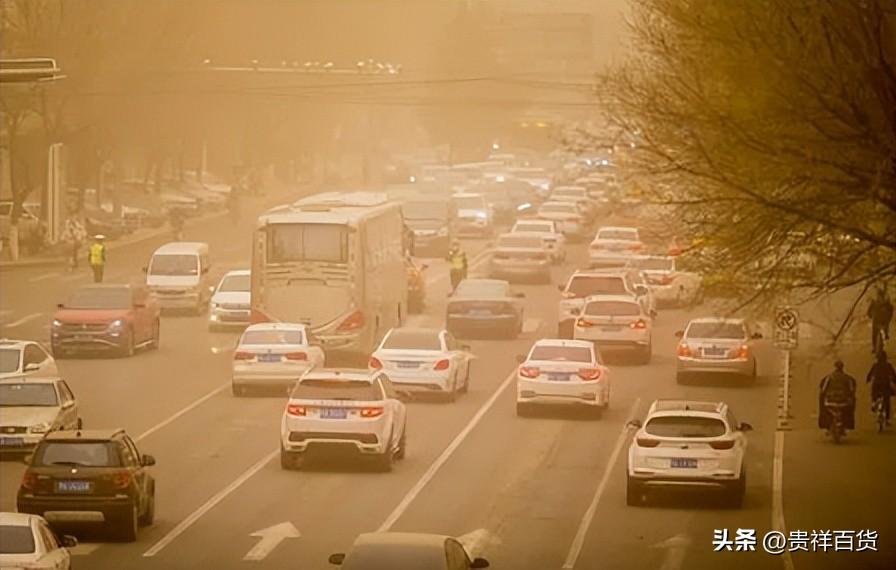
<box><xmin>251</xmin><ymin>192</ymin><xmax>407</xmax><ymax>364</ymax></box>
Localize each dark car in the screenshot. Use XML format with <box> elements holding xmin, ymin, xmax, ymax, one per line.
<box><xmin>402</xmin><ymin>199</ymin><xmax>456</xmax><ymax>257</ymax></box>
<box><xmin>329</xmin><ymin>532</ymin><xmax>489</xmax><ymax>569</ymax></box>
<box><xmin>17</xmin><ymin>428</ymin><xmax>156</xmax><ymax>542</ymax></box>
<box><xmin>445</xmin><ymin>278</ymin><xmax>525</xmax><ymax>339</ymax></box>
<box><xmin>51</xmin><ymin>284</ymin><xmax>160</xmax><ymax>358</ymax></box>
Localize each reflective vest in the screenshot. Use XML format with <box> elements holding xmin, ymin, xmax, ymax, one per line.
<box><xmin>88</xmin><ymin>243</ymin><xmax>105</xmax><ymax>266</ymax></box>
<box><xmin>449</xmin><ymin>251</ymin><xmax>466</xmax><ymax>271</ymax></box>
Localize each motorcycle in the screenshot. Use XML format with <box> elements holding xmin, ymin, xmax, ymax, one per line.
<box><xmin>825</xmin><ymin>399</ymin><xmax>849</xmax><ymax>443</ymax></box>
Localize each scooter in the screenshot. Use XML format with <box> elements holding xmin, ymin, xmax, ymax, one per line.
<box><xmin>825</xmin><ymin>400</ymin><xmax>849</xmax><ymax>443</ymax></box>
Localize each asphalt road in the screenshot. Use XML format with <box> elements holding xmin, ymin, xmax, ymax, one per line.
<box><xmin>1</xmin><ymin>202</ymin><xmax>892</xmax><ymax>570</ymax></box>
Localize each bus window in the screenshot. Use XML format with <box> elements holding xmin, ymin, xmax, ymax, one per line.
<box><xmin>268</xmin><ymin>224</ymin><xmax>347</xmax><ymax>263</ymax></box>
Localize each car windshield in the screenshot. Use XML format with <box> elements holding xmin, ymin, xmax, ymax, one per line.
<box><xmin>566</xmin><ymin>276</ymin><xmax>627</xmax><ymax>297</ymax></box>
<box><xmin>584</xmin><ymin>301</ymin><xmax>641</xmax><ymax>317</ymax></box>
<box><xmin>218</xmin><ymin>274</ymin><xmax>250</xmax><ymax>293</ymax></box>
<box><xmin>454</xmin><ymin>281</ymin><xmax>508</xmax><ymax>298</ymax></box>
<box><xmin>540</xmin><ymin>203</ymin><xmax>576</xmax><ymax>214</ymax></box>
<box><xmin>149</xmin><ymin>254</ymin><xmax>198</xmax><ymax>276</ymax></box>
<box><xmin>645</xmin><ymin>416</ymin><xmax>727</xmax><ymax>438</ymax></box>
<box><xmin>453</xmin><ymin>196</ymin><xmax>484</xmax><ymax>210</ymax></box>
<box><xmin>0</xmin><ymin>525</ymin><xmax>35</xmax><ymax>554</ymax></box>
<box><xmin>529</xmin><ymin>345</ymin><xmax>592</xmax><ymax>362</ymax></box>
<box><xmin>0</xmin><ymin>383</ymin><xmax>58</xmax><ymax>407</ymax></box>
<box><xmin>64</xmin><ymin>287</ymin><xmax>131</xmax><ymax>309</ymax></box>
<box><xmin>34</xmin><ymin>442</ymin><xmax>121</xmax><ymax>467</ymax></box>
<box><xmin>637</xmin><ymin>257</ymin><xmax>674</xmax><ymax>271</ymax></box>
<box><xmin>0</xmin><ymin>348</ymin><xmax>20</xmax><ymax>373</ymax></box>
<box><xmin>498</xmin><ymin>236</ymin><xmax>542</xmax><ymax>249</ymax></box>
<box><xmin>598</xmin><ymin>229</ymin><xmax>638</xmax><ymax>241</ymax></box>
<box><xmin>382</xmin><ymin>330</ymin><xmax>442</xmax><ymax>351</ymax></box>
<box><xmin>403</xmin><ymin>201</ymin><xmax>448</xmax><ymax>221</ymax></box>
<box><xmin>291</xmin><ymin>379</ymin><xmax>380</xmax><ymax>401</ymax></box>
<box><xmin>686</xmin><ymin>322</ymin><xmax>745</xmax><ymax>339</ymax></box>
<box><xmin>514</xmin><ymin>223</ymin><xmax>551</xmax><ymax>233</ymax></box>
<box><xmin>241</xmin><ymin>329</ymin><xmax>305</xmax><ymax>345</ymax></box>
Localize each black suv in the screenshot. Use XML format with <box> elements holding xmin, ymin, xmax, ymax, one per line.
<box><xmin>17</xmin><ymin>428</ymin><xmax>156</xmax><ymax>542</ymax></box>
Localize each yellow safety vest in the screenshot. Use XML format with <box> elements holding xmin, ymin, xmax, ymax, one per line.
<box><xmin>88</xmin><ymin>243</ymin><xmax>105</xmax><ymax>266</ymax></box>
<box><xmin>450</xmin><ymin>252</ymin><xmax>465</xmax><ymax>271</ymax></box>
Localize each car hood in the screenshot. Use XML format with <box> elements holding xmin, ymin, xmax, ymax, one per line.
<box><xmin>55</xmin><ymin>308</ymin><xmax>131</xmax><ymax>324</ymax></box>
<box><xmin>457</xmin><ymin>208</ymin><xmax>487</xmax><ymax>219</ymax></box>
<box><xmin>0</xmin><ymin>405</ymin><xmax>60</xmax><ymax>427</ymax></box>
<box><xmin>406</xmin><ymin>219</ymin><xmax>447</xmax><ymax>231</ymax></box>
<box><xmin>211</xmin><ymin>291</ymin><xmax>250</xmax><ymax>305</ymax></box>
<box><xmin>147</xmin><ymin>274</ymin><xmax>200</xmax><ymax>287</ymax></box>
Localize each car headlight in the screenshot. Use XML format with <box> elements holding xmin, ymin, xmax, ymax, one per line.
<box><xmin>209</xmin><ymin>302</ymin><xmax>219</xmax><ymax>310</ymax></box>
<box><xmin>474</xmin><ymin>212</ymin><xmax>488</xmax><ymax>219</ymax></box>
<box><xmin>29</xmin><ymin>422</ymin><xmax>50</xmax><ymax>434</ymax></box>
<box><xmin>437</xmin><ymin>227</ymin><xmax>448</xmax><ymax>236</ymax></box>
<box><xmin>52</xmin><ymin>319</ymin><xmax>63</xmax><ymax>328</ymax></box>
<box><xmin>108</xmin><ymin>319</ymin><xmax>124</xmax><ymax>329</ymax></box>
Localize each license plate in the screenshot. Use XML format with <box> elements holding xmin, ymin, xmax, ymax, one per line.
<box><xmin>0</xmin><ymin>437</ymin><xmax>23</xmax><ymax>447</ymax></box>
<box><xmin>702</xmin><ymin>348</ymin><xmax>726</xmax><ymax>357</ymax></box>
<box><xmin>73</xmin><ymin>335</ymin><xmax>92</xmax><ymax>341</ymax></box>
<box><xmin>547</xmin><ymin>373</ymin><xmax>570</xmax><ymax>382</ymax></box>
<box><xmin>395</xmin><ymin>361</ymin><xmax>419</xmax><ymax>369</ymax></box>
<box><xmin>602</xmin><ymin>326</ymin><xmax>622</xmax><ymax>332</ymax></box>
<box><xmin>469</xmin><ymin>310</ymin><xmax>492</xmax><ymax>316</ymax></box>
<box><xmin>56</xmin><ymin>480</ymin><xmax>92</xmax><ymax>493</ymax></box>
<box><xmin>670</xmin><ymin>458</ymin><xmax>698</xmax><ymax>469</ymax></box>
<box><xmin>321</xmin><ymin>408</ymin><xmax>347</xmax><ymax>419</ymax></box>
<box><xmin>258</xmin><ymin>354</ymin><xmax>281</xmax><ymax>362</ymax></box>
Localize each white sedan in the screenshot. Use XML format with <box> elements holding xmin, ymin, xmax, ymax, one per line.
<box><xmin>633</xmin><ymin>255</ymin><xmax>704</xmax><ymax>307</ymax></box>
<box><xmin>0</xmin><ymin>340</ymin><xmax>57</xmax><ymax>380</ymax></box>
<box><xmin>369</xmin><ymin>327</ymin><xmax>472</xmax><ymax>402</ymax></box>
<box><xmin>208</xmin><ymin>269</ymin><xmax>251</xmax><ymax>330</ymax></box>
<box><xmin>0</xmin><ymin>512</ymin><xmax>77</xmax><ymax>570</ymax></box>
<box><xmin>573</xmin><ymin>294</ymin><xmax>653</xmax><ymax>364</ymax></box>
<box><xmin>231</xmin><ymin>323</ymin><xmax>325</xmax><ymax>396</ymax></box>
<box><xmin>511</xmin><ymin>219</ymin><xmax>567</xmax><ymax>263</ymax></box>
<box><xmin>515</xmin><ymin>339</ymin><xmax>610</xmax><ymax>417</ymax></box>
<box><xmin>589</xmin><ymin>226</ymin><xmax>645</xmax><ymax>268</ymax></box>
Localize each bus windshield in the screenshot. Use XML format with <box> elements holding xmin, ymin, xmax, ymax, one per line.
<box><xmin>267</xmin><ymin>223</ymin><xmax>347</xmax><ymax>263</ymax></box>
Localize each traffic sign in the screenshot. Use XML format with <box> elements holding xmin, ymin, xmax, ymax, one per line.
<box><xmin>774</xmin><ymin>306</ymin><xmax>799</xmax><ymax>349</ymax></box>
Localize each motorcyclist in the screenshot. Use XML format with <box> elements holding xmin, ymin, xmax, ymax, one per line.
<box><xmin>867</xmin><ymin>287</ymin><xmax>893</xmax><ymax>353</ymax></box>
<box><xmin>866</xmin><ymin>350</ymin><xmax>896</xmax><ymax>426</ymax></box>
<box><xmin>446</xmin><ymin>240</ymin><xmax>468</xmax><ymax>293</ymax></box>
<box><xmin>818</xmin><ymin>360</ymin><xmax>856</xmax><ymax>432</ymax></box>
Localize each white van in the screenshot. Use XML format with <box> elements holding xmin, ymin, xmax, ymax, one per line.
<box><xmin>145</xmin><ymin>242</ymin><xmax>213</xmax><ymax>313</ymax></box>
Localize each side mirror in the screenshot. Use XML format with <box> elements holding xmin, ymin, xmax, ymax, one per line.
<box><xmin>739</xmin><ymin>422</ymin><xmax>753</xmax><ymax>432</ymax></box>
<box><xmin>141</xmin><ymin>454</ymin><xmax>156</xmax><ymax>467</ymax></box>
<box><xmin>674</xmin><ymin>330</ymin><xmax>684</xmax><ymax>338</ymax></box>
<box><xmin>557</xmin><ymin>284</ymin><xmax>565</xmax><ymax>292</ymax></box>
<box><xmin>328</xmin><ymin>553</ymin><xmax>346</xmax><ymax>565</ymax></box>
<box><xmin>751</xmin><ymin>332</ymin><xmax>763</xmax><ymax>340</ymax></box>
<box><xmin>61</xmin><ymin>400</ymin><xmax>75</xmax><ymax>410</ymax></box>
<box><xmin>22</xmin><ymin>454</ymin><xmax>33</xmax><ymax>465</ymax></box>
<box><xmin>514</xmin><ymin>292</ymin><xmax>525</xmax><ymax>298</ymax></box>
<box><xmin>420</xmin><ymin>264</ymin><xmax>429</xmax><ymax>271</ymax></box>
<box><xmin>76</xmin><ymin>417</ymin><xmax>83</xmax><ymax>430</ymax></box>
<box><xmin>471</xmin><ymin>557</ymin><xmax>490</xmax><ymax>569</ymax></box>
<box><xmin>649</xmin><ymin>309</ymin><xmax>658</xmax><ymax>318</ymax></box>
<box><xmin>635</xmin><ymin>285</ymin><xmax>648</xmax><ymax>295</ymax></box>
<box><xmin>142</xmin><ymin>266</ymin><xmax>148</xmax><ymax>273</ymax></box>
<box><xmin>133</xmin><ymin>303</ymin><xmax>146</xmax><ymax>309</ymax></box>
<box><xmin>627</xmin><ymin>419</ymin><xmax>643</xmax><ymax>429</ymax></box>
<box><xmin>515</xmin><ymin>354</ymin><xmax>526</xmax><ymax>363</ymax></box>
<box><xmin>56</xmin><ymin>303</ymin><xmax>64</xmax><ymax>309</ymax></box>
<box><xmin>61</xmin><ymin>535</ymin><xmax>78</xmax><ymax>549</ymax></box>
<box><xmin>24</xmin><ymin>362</ymin><xmax>40</xmax><ymax>372</ymax></box>
<box><xmin>460</xmin><ymin>343</ymin><xmax>472</xmax><ymax>352</ymax></box>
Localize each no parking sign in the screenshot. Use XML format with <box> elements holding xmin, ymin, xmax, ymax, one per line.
<box><xmin>774</xmin><ymin>306</ymin><xmax>799</xmax><ymax>350</ymax></box>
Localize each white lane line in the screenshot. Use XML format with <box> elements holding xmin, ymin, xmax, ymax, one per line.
<box><xmin>378</xmin><ymin>368</ymin><xmax>517</xmax><ymax>532</ymax></box>
<box><xmin>143</xmin><ymin>448</ymin><xmax>279</xmax><ymax>557</ymax></box>
<box><xmin>772</xmin><ymin>431</ymin><xmax>795</xmax><ymax>570</ymax></box>
<box><xmin>29</xmin><ymin>271</ymin><xmax>61</xmax><ymax>283</ymax></box>
<box><xmin>2</xmin><ymin>312</ymin><xmax>44</xmax><ymax>328</ymax></box>
<box><xmin>561</xmin><ymin>397</ymin><xmax>641</xmax><ymax>569</ymax></box>
<box><xmin>136</xmin><ymin>382</ymin><xmax>230</xmax><ymax>442</ymax></box>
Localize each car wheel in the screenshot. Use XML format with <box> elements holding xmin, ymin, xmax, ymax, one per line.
<box><xmin>516</xmin><ymin>402</ymin><xmax>531</xmax><ymax>417</ymax></box>
<box><xmin>626</xmin><ymin>476</ymin><xmax>644</xmax><ymax>506</ymax></box>
<box><xmin>280</xmin><ymin>446</ymin><xmax>301</xmax><ymax>470</ymax></box>
<box><xmin>395</xmin><ymin>427</ymin><xmax>407</xmax><ymax>460</ymax></box>
<box><xmin>639</xmin><ymin>342</ymin><xmax>652</xmax><ymax>365</ymax></box>
<box><xmin>232</xmin><ymin>383</ymin><xmax>247</xmax><ymax>397</ymax></box>
<box><xmin>460</xmin><ymin>367</ymin><xmax>470</xmax><ymax>393</ymax></box>
<box><xmin>727</xmin><ymin>470</ymin><xmax>746</xmax><ymax>508</ymax></box>
<box><xmin>149</xmin><ymin>319</ymin><xmax>160</xmax><ymax>350</ymax></box>
<box><xmin>119</xmin><ymin>329</ymin><xmax>135</xmax><ymax>358</ymax></box>
<box><xmin>373</xmin><ymin>439</ymin><xmax>394</xmax><ymax>472</ymax></box>
<box><xmin>675</xmin><ymin>372</ymin><xmax>687</xmax><ymax>385</ymax></box>
<box><xmin>748</xmin><ymin>361</ymin><xmax>758</xmax><ymax>383</ymax></box>
<box><xmin>443</xmin><ymin>376</ymin><xmax>458</xmax><ymax>403</ymax></box>
<box><xmin>117</xmin><ymin>503</ymin><xmax>139</xmax><ymax>542</ymax></box>
<box><xmin>138</xmin><ymin>486</ymin><xmax>155</xmax><ymax>526</ymax></box>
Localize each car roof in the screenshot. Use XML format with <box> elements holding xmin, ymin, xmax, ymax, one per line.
<box><xmin>354</xmin><ymin>532</ymin><xmax>449</xmax><ymax>548</ymax></box>
<box><xmin>300</xmin><ymin>368</ymin><xmax>377</xmax><ymax>383</ymax></box>
<box><xmin>501</xmin><ymin>231</ymin><xmax>548</xmax><ymax>238</ymax></box>
<box><xmin>687</xmin><ymin>317</ymin><xmax>745</xmax><ymax>325</ymax></box>
<box><xmin>597</xmin><ymin>226</ymin><xmax>639</xmax><ymax>233</ymax></box>
<box><xmin>540</xmin><ymin>201</ymin><xmax>576</xmax><ymax>207</ymax></box>
<box><xmin>553</xmin><ymin>185</ymin><xmax>587</xmax><ymax>191</ymax></box>
<box><xmin>569</xmin><ymin>269</ymin><xmax>629</xmax><ymax>279</ymax></box>
<box><xmin>386</xmin><ymin>327</ymin><xmax>443</xmax><ymax>336</ymax></box>
<box><xmin>451</xmin><ymin>192</ymin><xmax>483</xmax><ymax>198</ymax></box>
<box><xmin>152</xmin><ymin>241</ymin><xmax>209</xmax><ymax>255</ymax></box>
<box><xmin>514</xmin><ymin>219</ymin><xmax>553</xmax><ymax>225</ymax></box>
<box><xmin>244</xmin><ymin>322</ymin><xmax>308</xmax><ymax>332</ymax></box>
<box><xmin>583</xmin><ymin>294</ymin><xmax>640</xmax><ymax>304</ymax></box>
<box><xmin>0</xmin><ymin>512</ymin><xmax>38</xmax><ymax>527</ymax></box>
<box><xmin>647</xmin><ymin>399</ymin><xmax>727</xmax><ymax>416</ymax></box>
<box><xmin>0</xmin><ymin>338</ymin><xmax>33</xmax><ymax>349</ymax></box>
<box><xmin>221</xmin><ymin>269</ymin><xmax>250</xmax><ymax>277</ymax></box>
<box><xmin>45</xmin><ymin>428</ymin><xmax>124</xmax><ymax>441</ymax></box>
<box><xmin>532</xmin><ymin>338</ymin><xmax>594</xmax><ymax>349</ymax></box>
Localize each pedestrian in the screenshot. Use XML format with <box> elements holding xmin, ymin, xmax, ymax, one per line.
<box><xmin>88</xmin><ymin>234</ymin><xmax>107</xmax><ymax>283</ymax></box>
<box><xmin>867</xmin><ymin>287</ymin><xmax>893</xmax><ymax>353</ymax></box>
<box><xmin>61</xmin><ymin>216</ymin><xmax>87</xmax><ymax>270</ymax></box>
<box><xmin>866</xmin><ymin>350</ymin><xmax>896</xmax><ymax>425</ymax></box>
<box><xmin>446</xmin><ymin>240</ymin><xmax>468</xmax><ymax>293</ymax></box>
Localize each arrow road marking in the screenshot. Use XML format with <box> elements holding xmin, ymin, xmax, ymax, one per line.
<box><xmin>651</xmin><ymin>534</ymin><xmax>691</xmax><ymax>570</ymax></box>
<box><xmin>243</xmin><ymin>522</ymin><xmax>300</xmax><ymax>561</ymax></box>
<box><xmin>2</xmin><ymin>312</ymin><xmax>44</xmax><ymax>329</ymax></box>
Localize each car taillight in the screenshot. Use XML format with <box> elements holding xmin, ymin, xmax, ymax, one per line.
<box><xmin>729</xmin><ymin>345</ymin><xmax>750</xmax><ymax>359</ymax></box>
<box><xmin>628</xmin><ymin>242</ymin><xmax>643</xmax><ymax>251</ymax></box>
<box><xmin>21</xmin><ymin>470</ymin><xmax>37</xmax><ymax>491</ymax></box>
<box><xmin>660</xmin><ymin>275</ymin><xmax>674</xmax><ymax>285</ymax></box>
<box><xmin>630</xmin><ymin>319</ymin><xmax>648</xmax><ymax>329</ymax></box>
<box><xmin>233</xmin><ymin>351</ymin><xmax>253</xmax><ymax>360</ymax></box>
<box><xmin>285</xmin><ymin>352</ymin><xmax>307</xmax><ymax>361</ymax></box>
<box><xmin>637</xmin><ymin>438</ymin><xmax>661</xmax><ymax>448</ymax></box>
<box><xmin>519</xmin><ymin>366</ymin><xmax>540</xmax><ymax>378</ymax></box>
<box><xmin>336</xmin><ymin>310</ymin><xmax>365</xmax><ymax>332</ymax></box>
<box><xmin>368</xmin><ymin>356</ymin><xmax>383</xmax><ymax>370</ymax></box>
<box><xmin>576</xmin><ymin>317</ymin><xmax>595</xmax><ymax>328</ymax></box>
<box><xmin>287</xmin><ymin>404</ymin><xmax>308</xmax><ymax>416</ymax></box>
<box><xmin>433</xmin><ymin>359</ymin><xmax>450</xmax><ymax>371</ymax></box>
<box><xmin>360</xmin><ymin>407</ymin><xmax>384</xmax><ymax>418</ymax></box>
<box><xmin>710</xmin><ymin>440</ymin><xmax>736</xmax><ymax>450</ymax></box>
<box><xmin>677</xmin><ymin>343</ymin><xmax>692</xmax><ymax>357</ymax></box>
<box><xmin>578</xmin><ymin>368</ymin><xmax>602</xmax><ymax>381</ymax></box>
<box><xmin>112</xmin><ymin>471</ymin><xmax>131</xmax><ymax>489</ymax></box>
<box><xmin>561</xmin><ymin>291</ymin><xmax>576</xmax><ymax>299</ymax></box>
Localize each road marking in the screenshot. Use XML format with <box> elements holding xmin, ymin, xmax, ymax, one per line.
<box><xmin>772</xmin><ymin>431</ymin><xmax>795</xmax><ymax>570</ymax></box>
<box><xmin>651</xmin><ymin>534</ymin><xmax>691</xmax><ymax>570</ymax></box>
<box><xmin>561</xmin><ymin>397</ymin><xmax>641</xmax><ymax>569</ymax></box>
<box><xmin>457</xmin><ymin>528</ymin><xmax>499</xmax><ymax>559</ymax></box>
<box><xmin>29</xmin><ymin>271</ymin><xmax>61</xmax><ymax>283</ymax></box>
<box><xmin>60</xmin><ymin>272</ymin><xmax>88</xmax><ymax>282</ymax></box>
<box><xmin>377</xmin><ymin>367</ymin><xmax>517</xmax><ymax>532</ymax></box>
<box><xmin>2</xmin><ymin>312</ymin><xmax>44</xmax><ymax>328</ymax></box>
<box><xmin>143</xmin><ymin>448</ymin><xmax>279</xmax><ymax>557</ymax></box>
<box><xmin>243</xmin><ymin>521</ymin><xmax>300</xmax><ymax>561</ymax></box>
<box><xmin>136</xmin><ymin>382</ymin><xmax>230</xmax><ymax>442</ymax></box>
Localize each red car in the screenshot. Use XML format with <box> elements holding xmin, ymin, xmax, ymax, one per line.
<box><xmin>51</xmin><ymin>284</ymin><xmax>160</xmax><ymax>358</ymax></box>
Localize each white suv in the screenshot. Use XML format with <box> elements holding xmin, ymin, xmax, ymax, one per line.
<box><xmin>515</xmin><ymin>339</ymin><xmax>610</xmax><ymax>417</ymax></box>
<box><xmin>626</xmin><ymin>400</ymin><xmax>752</xmax><ymax>507</ymax></box>
<box><xmin>279</xmin><ymin>369</ymin><xmax>407</xmax><ymax>472</ymax></box>
<box><xmin>573</xmin><ymin>294</ymin><xmax>653</xmax><ymax>364</ymax></box>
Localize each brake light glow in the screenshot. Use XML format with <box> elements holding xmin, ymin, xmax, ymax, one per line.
<box><xmin>519</xmin><ymin>366</ymin><xmax>540</xmax><ymax>378</ymax></box>
<box><xmin>433</xmin><ymin>359</ymin><xmax>450</xmax><ymax>371</ymax></box>
<box><xmin>729</xmin><ymin>345</ymin><xmax>750</xmax><ymax>359</ymax></box>
<box><xmin>287</xmin><ymin>404</ymin><xmax>308</xmax><ymax>416</ymax></box>
<box><xmin>710</xmin><ymin>440</ymin><xmax>736</xmax><ymax>450</ymax></box>
<box><xmin>628</xmin><ymin>242</ymin><xmax>643</xmax><ymax>251</ymax></box>
<box><xmin>360</xmin><ymin>407</ymin><xmax>384</xmax><ymax>418</ymax></box>
<box><xmin>660</xmin><ymin>275</ymin><xmax>674</xmax><ymax>285</ymax></box>
<box><xmin>637</xmin><ymin>438</ymin><xmax>661</xmax><ymax>448</ymax></box>
<box><xmin>368</xmin><ymin>356</ymin><xmax>383</xmax><ymax>369</ymax></box>
<box><xmin>284</xmin><ymin>352</ymin><xmax>307</xmax><ymax>361</ymax></box>
<box><xmin>561</xmin><ymin>291</ymin><xmax>576</xmax><ymax>299</ymax></box>
<box><xmin>337</xmin><ymin>310</ymin><xmax>365</xmax><ymax>332</ymax></box>
<box><xmin>21</xmin><ymin>471</ymin><xmax>37</xmax><ymax>491</ymax></box>
<box><xmin>576</xmin><ymin>317</ymin><xmax>595</xmax><ymax>328</ymax></box>
<box><xmin>630</xmin><ymin>319</ymin><xmax>648</xmax><ymax>329</ymax></box>
<box><xmin>677</xmin><ymin>343</ymin><xmax>692</xmax><ymax>357</ymax></box>
<box><xmin>577</xmin><ymin>368</ymin><xmax>602</xmax><ymax>381</ymax></box>
<box><xmin>112</xmin><ymin>471</ymin><xmax>131</xmax><ymax>489</ymax></box>
<box><xmin>233</xmin><ymin>351</ymin><xmax>253</xmax><ymax>360</ymax></box>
